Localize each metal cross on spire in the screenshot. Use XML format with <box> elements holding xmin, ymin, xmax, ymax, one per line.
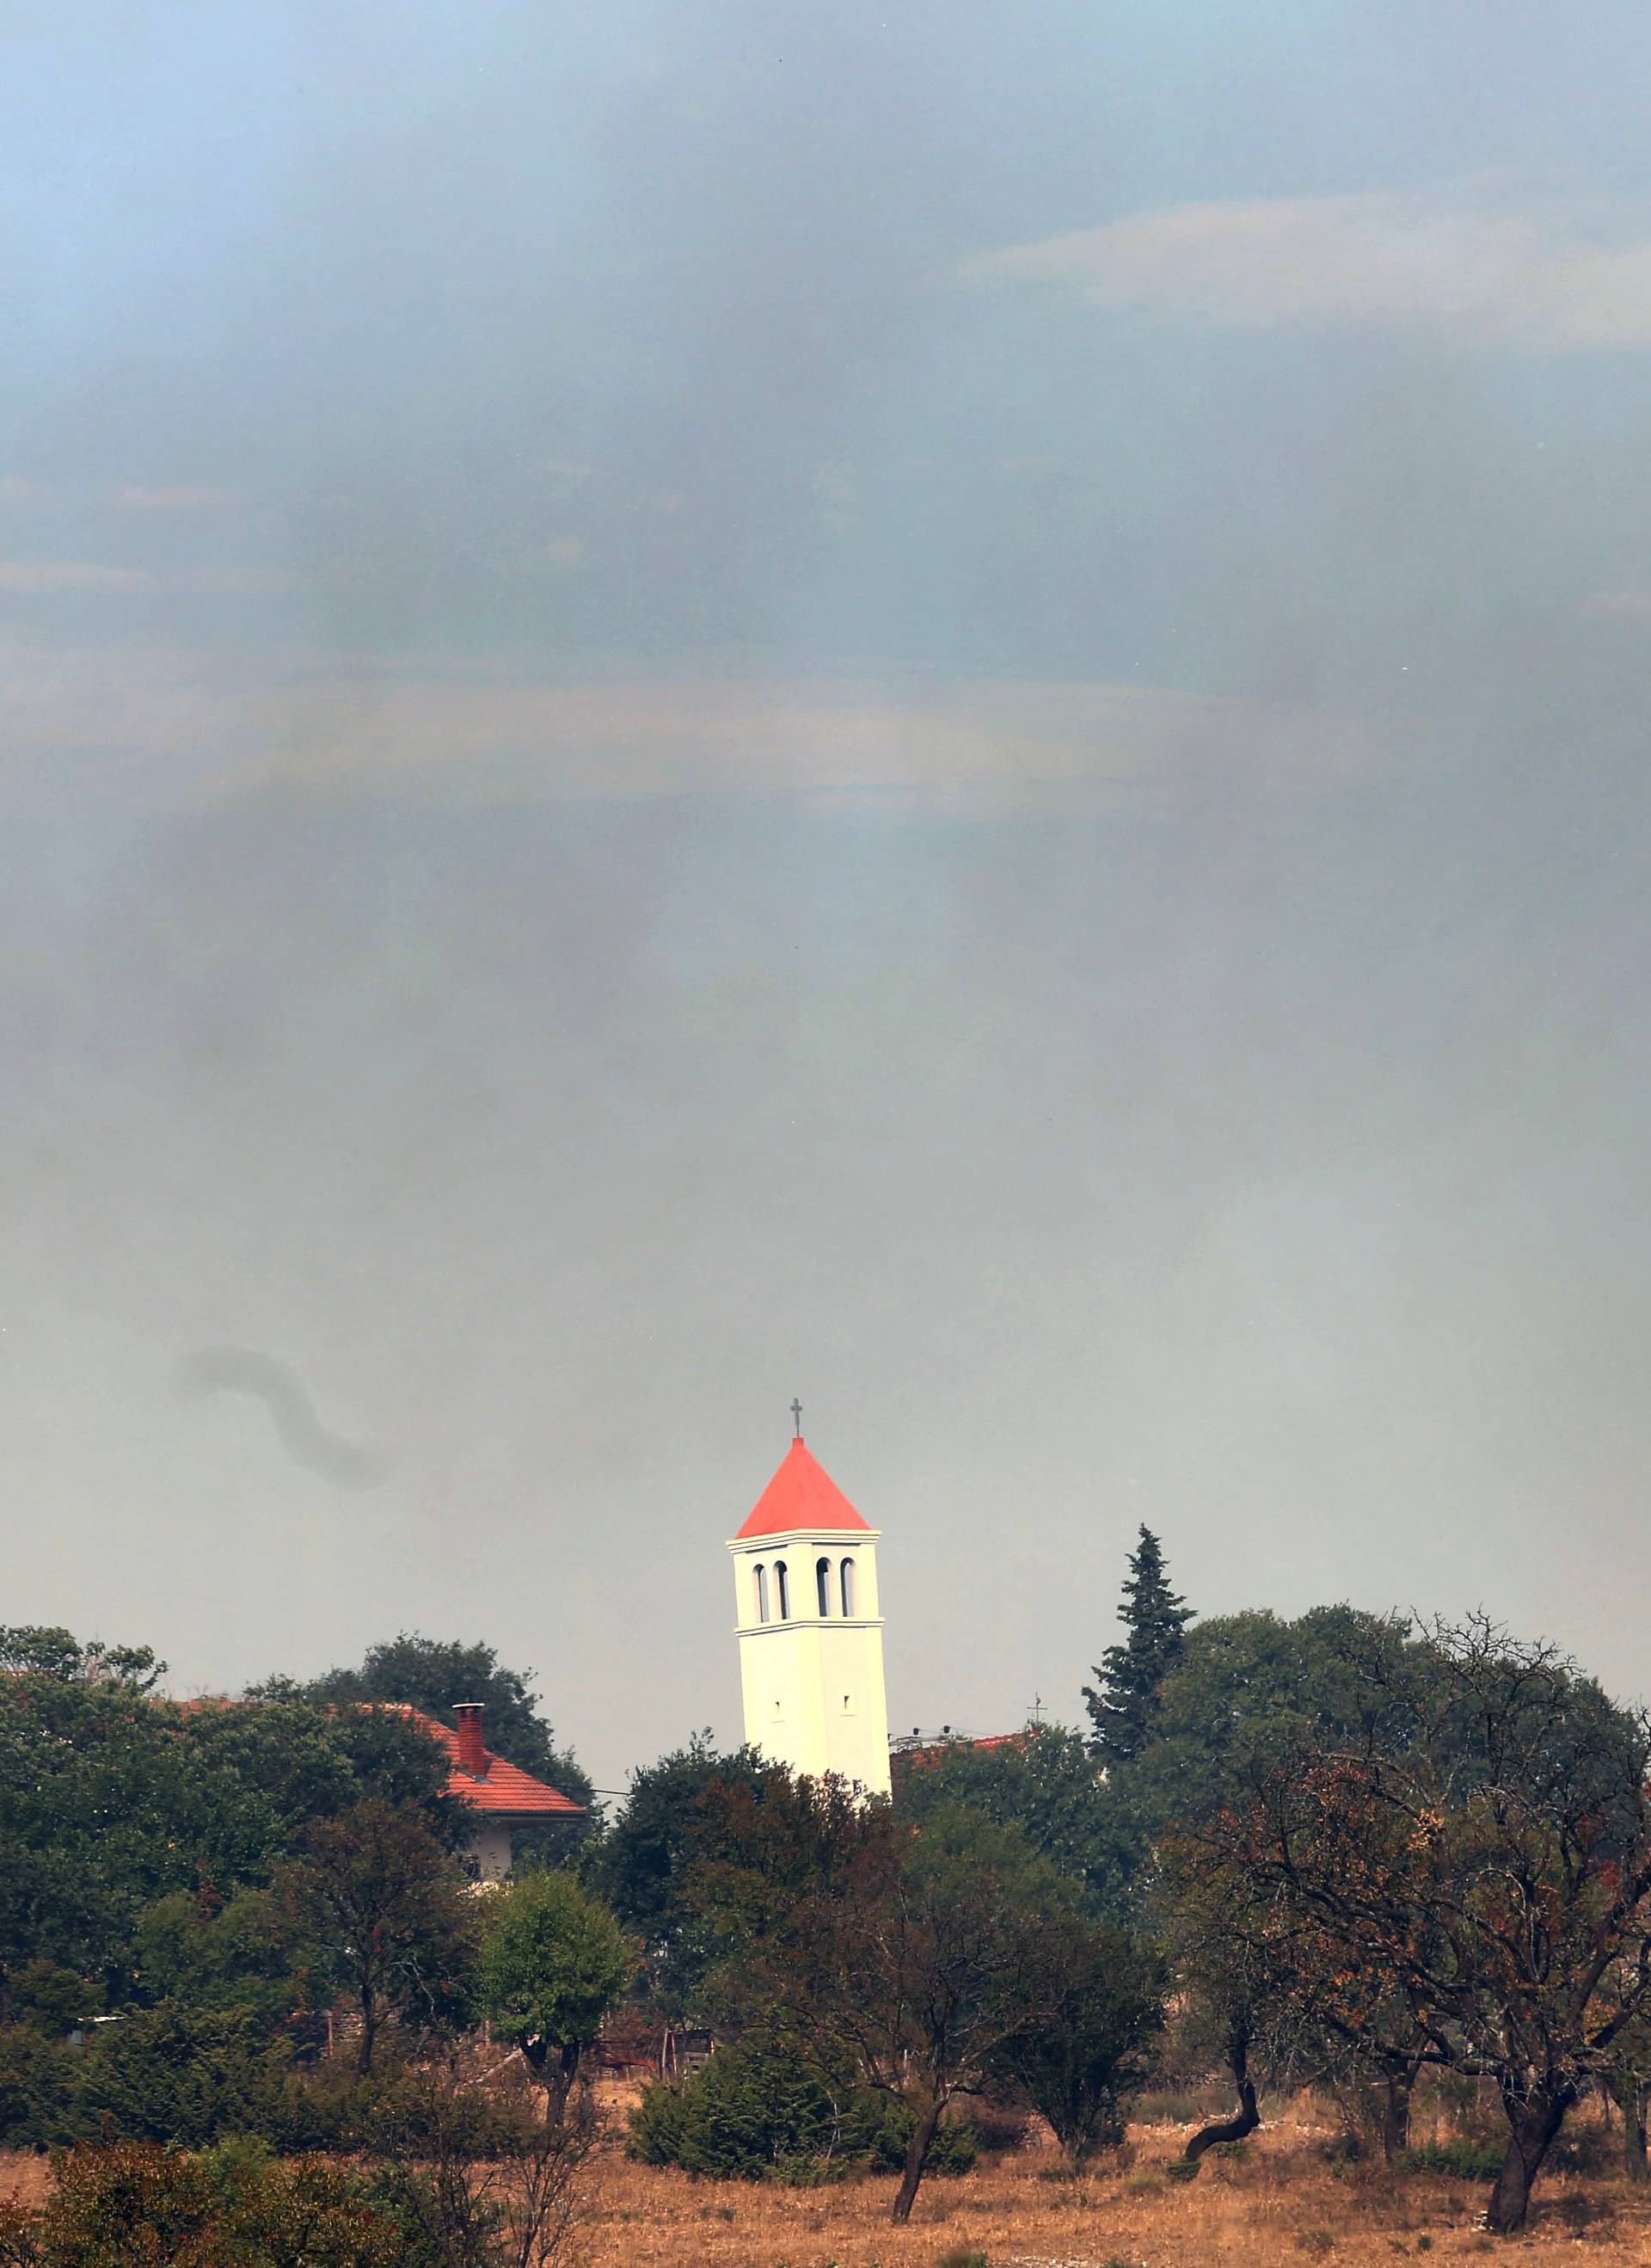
<box><xmin>790</xmin><ymin>1398</ymin><xmax>803</xmax><ymax>1438</ymax></box>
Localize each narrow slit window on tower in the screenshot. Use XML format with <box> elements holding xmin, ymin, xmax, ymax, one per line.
<box><xmin>839</xmin><ymin>1558</ymin><xmax>856</xmax><ymax>1616</ymax></box>
<box><xmin>754</xmin><ymin>1564</ymin><xmax>770</xmax><ymax>1623</ymax></box>
<box><xmin>775</xmin><ymin>1560</ymin><xmax>789</xmax><ymax>1620</ymax></box>
<box><xmin>815</xmin><ymin>1557</ymin><xmax>832</xmax><ymax>1616</ymax></box>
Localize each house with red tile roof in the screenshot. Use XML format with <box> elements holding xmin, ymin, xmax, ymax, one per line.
<box><xmin>384</xmin><ymin>1701</ymin><xmax>586</xmax><ymax>1881</ymax></box>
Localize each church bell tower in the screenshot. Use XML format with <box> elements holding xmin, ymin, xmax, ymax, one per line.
<box><xmin>727</xmin><ymin>1418</ymin><xmax>892</xmax><ymax>1797</ymax></box>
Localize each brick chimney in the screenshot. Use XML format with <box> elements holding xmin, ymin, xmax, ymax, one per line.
<box><xmin>454</xmin><ymin>1702</ymin><xmax>487</xmax><ymax>1778</ymax></box>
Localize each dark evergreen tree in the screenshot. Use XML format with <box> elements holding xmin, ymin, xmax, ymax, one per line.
<box><xmin>1082</xmin><ymin>1527</ymin><xmax>1191</xmax><ymax>1765</ymax></box>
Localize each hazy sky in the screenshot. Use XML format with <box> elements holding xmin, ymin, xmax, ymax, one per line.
<box><xmin>6</xmin><ymin>3</ymin><xmax>1651</xmax><ymax>1795</ymax></box>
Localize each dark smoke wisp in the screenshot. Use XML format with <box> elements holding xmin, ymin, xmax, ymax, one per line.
<box><xmin>180</xmin><ymin>1346</ymin><xmax>385</xmax><ymax>1489</ymax></box>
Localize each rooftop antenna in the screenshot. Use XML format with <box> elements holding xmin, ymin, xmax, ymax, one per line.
<box><xmin>790</xmin><ymin>1397</ymin><xmax>803</xmax><ymax>1439</ymax></box>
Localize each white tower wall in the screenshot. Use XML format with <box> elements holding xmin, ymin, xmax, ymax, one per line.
<box><xmin>727</xmin><ymin>1527</ymin><xmax>892</xmax><ymax>1796</ymax></box>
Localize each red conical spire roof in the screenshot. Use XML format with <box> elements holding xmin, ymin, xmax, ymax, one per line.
<box><xmin>733</xmin><ymin>1437</ymin><xmax>874</xmax><ymax>1541</ymax></box>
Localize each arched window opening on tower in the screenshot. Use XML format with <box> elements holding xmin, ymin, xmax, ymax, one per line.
<box><xmin>839</xmin><ymin>1558</ymin><xmax>856</xmax><ymax>1616</ymax></box>
<box><xmin>754</xmin><ymin>1564</ymin><xmax>770</xmax><ymax>1624</ymax></box>
<box><xmin>775</xmin><ymin>1561</ymin><xmax>790</xmax><ymax>1620</ymax></box>
<box><xmin>815</xmin><ymin>1557</ymin><xmax>832</xmax><ymax>1616</ymax></box>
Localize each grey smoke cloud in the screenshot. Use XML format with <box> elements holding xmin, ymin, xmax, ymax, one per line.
<box><xmin>6</xmin><ymin>0</ymin><xmax>1651</xmax><ymax>1793</ymax></box>
<box><xmin>181</xmin><ymin>1348</ymin><xmax>384</xmax><ymax>1490</ymax></box>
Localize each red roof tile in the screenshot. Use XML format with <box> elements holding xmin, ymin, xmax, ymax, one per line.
<box><xmin>892</xmin><ymin>1731</ymin><xmax>1032</xmax><ymax>1771</ymax></box>
<box><xmin>733</xmin><ymin>1437</ymin><xmax>874</xmax><ymax>1541</ymax></box>
<box><xmin>385</xmin><ymin>1705</ymin><xmax>586</xmax><ymax>1818</ymax></box>
<box><xmin>170</xmin><ymin>1697</ymin><xmax>584</xmax><ymax>1820</ymax></box>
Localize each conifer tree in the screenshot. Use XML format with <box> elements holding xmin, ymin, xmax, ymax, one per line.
<box><xmin>1083</xmin><ymin>1527</ymin><xmax>1191</xmax><ymax>1765</ymax></box>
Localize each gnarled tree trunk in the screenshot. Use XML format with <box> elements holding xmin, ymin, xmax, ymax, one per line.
<box><xmin>1621</xmin><ymin>2080</ymin><xmax>1649</xmax><ymax>2181</ymax></box>
<box><xmin>1486</xmin><ymin>2083</ymin><xmax>1574</xmax><ymax>2235</ymax></box>
<box><xmin>1380</xmin><ymin>2063</ymin><xmax>1417</xmax><ymax>2161</ymax></box>
<box><xmin>1184</xmin><ymin>2023</ymin><xmax>1261</xmax><ymax>2163</ymax></box>
<box><xmin>519</xmin><ymin>2032</ymin><xmax>581</xmax><ymax>2125</ymax></box>
<box><xmin>356</xmin><ymin>1987</ymin><xmax>378</xmax><ymax>2076</ymax></box>
<box><xmin>890</xmin><ymin>2099</ymin><xmax>942</xmax><ymax>2224</ymax></box>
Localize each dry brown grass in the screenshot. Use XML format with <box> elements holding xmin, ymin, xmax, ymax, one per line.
<box><xmin>0</xmin><ymin>2152</ymin><xmax>51</xmax><ymax>2210</ymax></box>
<box><xmin>576</xmin><ymin>2101</ymin><xmax>1651</xmax><ymax>2267</ymax></box>
<box><xmin>4</xmin><ymin>2103</ymin><xmax>1648</xmax><ymax>2265</ymax></box>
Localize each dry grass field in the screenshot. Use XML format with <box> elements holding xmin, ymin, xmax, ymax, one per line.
<box><xmin>4</xmin><ymin>2103</ymin><xmax>1650</xmax><ymax>2265</ymax></box>
<box><xmin>576</xmin><ymin>2105</ymin><xmax>1651</xmax><ymax>2268</ymax></box>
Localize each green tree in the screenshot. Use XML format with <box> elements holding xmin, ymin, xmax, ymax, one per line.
<box><xmin>4</xmin><ymin>1961</ymin><xmax>103</xmax><ymax>2038</ymax></box>
<box><xmin>130</xmin><ymin>1886</ymin><xmax>322</xmax><ymax>2039</ymax></box>
<box><xmin>0</xmin><ymin>1642</ymin><xmax>464</xmax><ymax>2016</ymax></box>
<box><xmin>1102</xmin><ymin>1605</ymin><xmax>1419</xmax><ymax>1907</ymax></box>
<box><xmin>581</xmin><ymin>1736</ymin><xmax>766</xmax><ymax>2015</ymax></box>
<box><xmin>281</xmin><ymin>1799</ymin><xmax>477</xmax><ymax>2074</ymax></box>
<box><xmin>0</xmin><ymin>1627</ymin><xmax>162</xmax><ymax>1692</ymax></box>
<box><xmin>1091</xmin><ymin>1607</ymin><xmax>1435</xmax><ymax>2152</ymax></box>
<box><xmin>683</xmin><ymin>1760</ymin><xmax>883</xmax><ymax>1975</ymax></box>
<box><xmin>179</xmin><ymin>1697</ymin><xmax>469</xmax><ymax>1866</ymax></box>
<box><xmin>479</xmin><ymin>1872</ymin><xmax>637</xmax><ymax>2120</ymax></box>
<box><xmin>1165</xmin><ymin>1617</ymin><xmax>1651</xmax><ymax>2233</ymax></box>
<box><xmin>704</xmin><ymin>1788</ymin><xmax>1073</xmax><ymax>2224</ymax></box>
<box><xmin>892</xmin><ymin>1724</ymin><xmax>1123</xmax><ymax>1912</ymax></box>
<box><xmin>276</xmin><ymin>1635</ymin><xmax>595</xmax><ymax>1875</ymax></box>
<box><xmin>290</xmin><ymin>1634</ymin><xmax>595</xmax><ymax>1819</ymax></box>
<box><xmin>989</xmin><ymin>1913</ymin><xmax>1164</xmax><ymax>2166</ymax></box>
<box><xmin>1082</xmin><ymin>1528</ymin><xmax>1191</xmax><ymax>1766</ymax></box>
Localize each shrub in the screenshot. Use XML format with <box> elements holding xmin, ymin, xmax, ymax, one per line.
<box><xmin>303</xmin><ymin>2059</ymin><xmax>527</xmax><ymax>2161</ymax></box>
<box><xmin>1402</xmin><ymin>2141</ymin><xmax>1506</xmax><ymax>2182</ymax></box>
<box><xmin>879</xmin><ymin>2105</ymin><xmax>976</xmax><ymax>2179</ymax></box>
<box><xmin>0</xmin><ymin>2007</ymin><xmax>304</xmax><ymax>2153</ymax></box>
<box><xmin>1549</xmin><ymin>2119</ymin><xmax>1615</xmax><ymax>2177</ymax></box>
<box><xmin>628</xmin><ymin>2038</ymin><xmax>857</xmax><ymax>2179</ymax></box>
<box><xmin>966</xmin><ymin>2101</ymin><xmax>1029</xmax><ymax>2155</ymax></box>
<box><xmin>0</xmin><ymin>2013</ymin><xmax>551</xmax><ymax>2164</ymax></box>
<box><xmin>1130</xmin><ymin>2087</ymin><xmax>1225</xmax><ymax>2124</ymax></box>
<box><xmin>0</xmin><ymin>2079</ymin><xmax>594</xmax><ymax>2267</ymax></box>
<box><xmin>70</xmin><ymin>2005</ymin><xmax>296</xmax><ymax>2149</ymax></box>
<box><xmin>626</xmin><ymin>2074</ymin><xmax>690</xmax><ymax>2168</ymax></box>
<box><xmin>1163</xmin><ymin>2156</ymin><xmax>1200</xmax><ymax>2182</ymax></box>
<box><xmin>627</xmin><ymin>2038</ymin><xmax>975</xmax><ymax>2183</ymax></box>
<box><xmin>0</xmin><ymin>2142</ymin><xmax>408</xmax><ymax>2267</ymax></box>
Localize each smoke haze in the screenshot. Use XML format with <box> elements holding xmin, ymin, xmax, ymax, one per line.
<box><xmin>4</xmin><ymin>2</ymin><xmax>1651</xmax><ymax>1788</ymax></box>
